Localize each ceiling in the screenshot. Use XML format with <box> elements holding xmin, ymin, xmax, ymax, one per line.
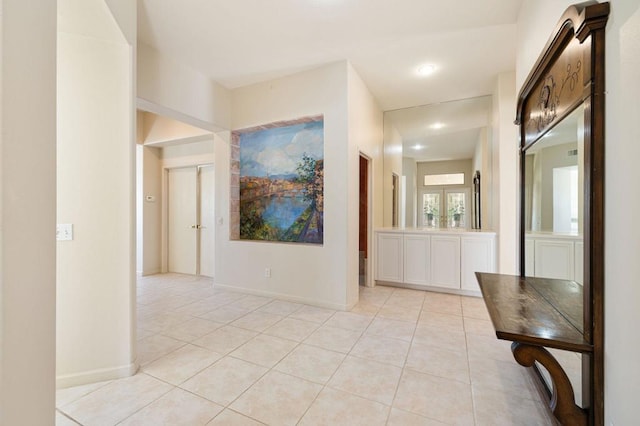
<box><xmin>137</xmin><ymin>0</ymin><xmax>522</xmax><ymax>111</ymax></box>
<box><xmin>385</xmin><ymin>95</ymin><xmax>493</xmax><ymax>162</ymax></box>
<box><xmin>138</xmin><ymin>1</ymin><xmax>522</xmax><ymax>161</ymax></box>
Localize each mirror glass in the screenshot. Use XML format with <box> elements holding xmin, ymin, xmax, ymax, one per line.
<box><xmin>383</xmin><ymin>96</ymin><xmax>493</xmax><ymax>229</ymax></box>
<box><xmin>523</xmin><ymin>105</ymin><xmax>584</xmax><ymax>284</ymax></box>
<box><xmin>522</xmin><ymin>104</ymin><xmax>585</xmax><ymax>407</ymax></box>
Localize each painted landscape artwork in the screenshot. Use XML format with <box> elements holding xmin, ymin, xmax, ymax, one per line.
<box><xmin>236</xmin><ymin>116</ymin><xmax>324</xmax><ymax>244</ymax></box>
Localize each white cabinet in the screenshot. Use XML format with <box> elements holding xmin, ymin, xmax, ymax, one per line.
<box><xmin>430</xmin><ymin>235</ymin><xmax>461</xmax><ymax>289</ymax></box>
<box><xmin>461</xmin><ymin>235</ymin><xmax>496</xmax><ymax>291</ymax></box>
<box><xmin>534</xmin><ymin>240</ymin><xmax>574</xmax><ymax>280</ymax></box>
<box><xmin>376</xmin><ymin>233</ymin><xmax>403</xmax><ymax>283</ymax></box>
<box><xmin>376</xmin><ymin>229</ymin><xmax>496</xmax><ymax>295</ymax></box>
<box><xmin>525</xmin><ymin>234</ymin><xmax>583</xmax><ymax>283</ymax></box>
<box><xmin>404</xmin><ymin>234</ymin><xmax>430</xmax><ymax>285</ymax></box>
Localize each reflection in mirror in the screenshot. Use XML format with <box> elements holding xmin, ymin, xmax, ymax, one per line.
<box><xmin>523</xmin><ymin>105</ymin><xmax>585</xmax><ymax>408</ymax></box>
<box><xmin>524</xmin><ymin>105</ymin><xmax>584</xmax><ymax>284</ymax></box>
<box><xmin>383</xmin><ymin>96</ymin><xmax>493</xmax><ymax>229</ymax></box>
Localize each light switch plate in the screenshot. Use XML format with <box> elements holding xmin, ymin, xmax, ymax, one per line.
<box><xmin>56</xmin><ymin>224</ymin><xmax>73</xmax><ymax>241</ymax></box>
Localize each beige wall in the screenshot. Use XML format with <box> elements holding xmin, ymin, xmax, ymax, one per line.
<box><xmin>472</xmin><ymin>127</ymin><xmax>492</xmax><ymax>230</ymax></box>
<box><xmin>140</xmin><ymin>111</ymin><xmax>211</xmax><ymax>145</ymax></box>
<box><xmin>56</xmin><ymin>0</ymin><xmax>136</xmax><ymax>387</ymax></box>
<box><xmin>417</xmin><ymin>159</ymin><xmax>473</xmax><ymax>188</ymax></box>
<box><xmin>531</xmin><ymin>142</ymin><xmax>578</xmax><ymax>232</ymax></box>
<box><xmin>518</xmin><ymin>1</ymin><xmax>640</xmax><ymax>423</ymax></box>
<box><xmin>214</xmin><ymin>61</ymin><xmax>383</xmax><ymax>309</ymax></box>
<box><xmin>402</xmin><ymin>157</ymin><xmax>417</xmax><ymax>227</ymax></box>
<box><xmin>136</xmin><ymin>145</ymin><xmax>162</xmax><ymax>275</ymax></box>
<box><xmin>492</xmin><ymin>72</ymin><xmax>518</xmax><ymax>274</ymax></box>
<box><xmin>347</xmin><ymin>63</ymin><xmax>384</xmax><ymax>297</ymax></box>
<box><xmin>137</xmin><ymin>42</ymin><xmax>231</xmax><ymax>131</ymax></box>
<box><xmin>382</xmin><ymin>121</ymin><xmax>403</xmax><ymax>227</ymax></box>
<box><xmin>1</xmin><ymin>1</ymin><xmax>57</xmax><ymax>424</ymax></box>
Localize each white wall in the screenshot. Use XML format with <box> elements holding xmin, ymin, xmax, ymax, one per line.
<box><xmin>518</xmin><ymin>1</ymin><xmax>640</xmax><ymax>423</ymax></box>
<box><xmin>492</xmin><ymin>72</ymin><xmax>518</xmax><ymax>274</ymax></box>
<box><xmin>0</xmin><ymin>1</ymin><xmax>57</xmax><ymax>423</ymax></box>
<box><xmin>56</xmin><ymin>0</ymin><xmax>136</xmax><ymax>387</ymax></box>
<box><xmin>605</xmin><ymin>4</ymin><xmax>640</xmax><ymax>422</ymax></box>
<box><xmin>216</xmin><ymin>61</ymin><xmax>356</xmax><ymax>309</ymax></box>
<box><xmin>347</xmin><ymin>63</ymin><xmax>384</xmax><ymax>300</ymax></box>
<box><xmin>137</xmin><ymin>42</ymin><xmax>231</xmax><ymax>132</ymax></box>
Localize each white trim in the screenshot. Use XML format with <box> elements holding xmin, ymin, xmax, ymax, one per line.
<box><xmin>213</xmin><ymin>282</ymin><xmax>356</xmax><ymax>311</ymax></box>
<box><xmin>375</xmin><ymin>280</ymin><xmax>482</xmax><ymax>298</ymax></box>
<box><xmin>136</xmin><ymin>97</ymin><xmax>222</xmax><ymax>132</ymax></box>
<box><xmin>56</xmin><ymin>362</ymin><xmax>139</xmax><ymax>389</ymax></box>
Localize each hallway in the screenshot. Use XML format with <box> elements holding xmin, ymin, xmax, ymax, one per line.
<box><xmin>55</xmin><ymin>274</ymin><xmax>554</xmax><ymax>425</ymax></box>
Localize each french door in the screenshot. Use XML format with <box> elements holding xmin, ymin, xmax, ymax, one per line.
<box><xmin>167</xmin><ymin>165</ymin><xmax>215</xmax><ymax>277</ymax></box>
<box><xmin>419</xmin><ymin>188</ymin><xmax>469</xmax><ymax>229</ymax></box>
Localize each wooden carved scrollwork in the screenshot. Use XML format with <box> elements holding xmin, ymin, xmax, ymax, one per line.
<box><xmin>511</xmin><ymin>342</ymin><xmax>587</xmax><ymax>426</ymax></box>
<box><xmin>531</xmin><ymin>60</ymin><xmax>582</xmax><ymax>134</ymax></box>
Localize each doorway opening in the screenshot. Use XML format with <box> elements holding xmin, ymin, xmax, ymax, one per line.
<box><xmin>359</xmin><ymin>154</ymin><xmax>373</xmax><ymax>287</ymax></box>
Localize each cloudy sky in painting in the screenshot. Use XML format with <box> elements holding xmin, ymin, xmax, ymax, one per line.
<box><xmin>239</xmin><ymin>119</ymin><xmax>324</xmax><ymax>178</ymax></box>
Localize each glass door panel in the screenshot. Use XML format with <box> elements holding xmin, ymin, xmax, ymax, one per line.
<box><xmin>421</xmin><ymin>190</ymin><xmax>441</xmax><ymax>228</ymax></box>
<box><xmin>419</xmin><ymin>188</ymin><xmax>470</xmax><ymax>229</ymax></box>
<box><xmin>445</xmin><ymin>189</ymin><xmax>468</xmax><ymax>229</ymax></box>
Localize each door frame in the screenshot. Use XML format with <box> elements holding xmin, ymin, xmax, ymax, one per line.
<box><xmin>359</xmin><ymin>152</ymin><xmax>374</xmax><ymax>288</ymax></box>
<box><xmin>162</xmin><ymin>163</ymin><xmax>214</xmax><ymax>274</ymax></box>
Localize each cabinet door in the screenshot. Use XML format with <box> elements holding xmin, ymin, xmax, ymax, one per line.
<box><xmin>430</xmin><ymin>235</ymin><xmax>460</xmax><ymax>289</ymax></box>
<box><xmin>404</xmin><ymin>234</ymin><xmax>430</xmax><ymax>285</ymax></box>
<box><xmin>376</xmin><ymin>233</ymin><xmax>403</xmax><ymax>282</ymax></box>
<box><xmin>534</xmin><ymin>240</ymin><xmax>574</xmax><ymax>280</ymax></box>
<box><xmin>461</xmin><ymin>236</ymin><xmax>495</xmax><ymax>291</ymax></box>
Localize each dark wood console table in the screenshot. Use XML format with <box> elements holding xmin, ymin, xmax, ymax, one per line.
<box><xmin>475</xmin><ymin>272</ymin><xmax>592</xmax><ymax>425</ymax></box>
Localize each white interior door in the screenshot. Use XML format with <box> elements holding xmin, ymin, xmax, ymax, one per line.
<box><xmin>199</xmin><ymin>165</ymin><xmax>215</xmax><ymax>277</ymax></box>
<box><xmin>168</xmin><ymin>167</ymin><xmax>198</xmax><ymax>274</ymax></box>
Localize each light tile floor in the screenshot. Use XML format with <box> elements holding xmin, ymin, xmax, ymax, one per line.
<box><xmin>56</xmin><ymin>273</ymin><xmax>556</xmax><ymax>425</ymax></box>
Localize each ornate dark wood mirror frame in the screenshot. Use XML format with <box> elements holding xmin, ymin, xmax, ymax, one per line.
<box><xmin>476</xmin><ymin>2</ymin><xmax>609</xmax><ymax>425</ymax></box>
<box><xmin>517</xmin><ymin>2</ymin><xmax>608</xmax><ymax>424</ymax></box>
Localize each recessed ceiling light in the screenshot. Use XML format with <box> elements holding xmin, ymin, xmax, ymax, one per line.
<box><xmin>413</xmin><ymin>144</ymin><xmax>423</xmax><ymax>150</ymax></box>
<box><xmin>430</xmin><ymin>122</ymin><xmax>444</xmax><ymax>130</ymax></box>
<box><xmin>417</xmin><ymin>64</ymin><xmax>436</xmax><ymax>76</ymax></box>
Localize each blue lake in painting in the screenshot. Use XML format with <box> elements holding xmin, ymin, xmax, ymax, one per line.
<box><xmin>261</xmin><ymin>195</ymin><xmax>310</xmax><ymax>230</ymax></box>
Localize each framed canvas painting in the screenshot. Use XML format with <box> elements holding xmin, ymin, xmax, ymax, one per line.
<box><xmin>230</xmin><ymin>115</ymin><xmax>324</xmax><ymax>244</ymax></box>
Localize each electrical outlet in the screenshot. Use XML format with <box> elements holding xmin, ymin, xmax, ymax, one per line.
<box><xmin>56</xmin><ymin>224</ymin><xmax>73</xmax><ymax>241</ymax></box>
<box><xmin>264</xmin><ymin>268</ymin><xmax>271</xmax><ymax>278</ymax></box>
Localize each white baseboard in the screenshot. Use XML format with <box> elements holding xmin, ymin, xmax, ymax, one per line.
<box><xmin>140</xmin><ymin>268</ymin><xmax>161</xmax><ymax>277</ymax></box>
<box><xmin>213</xmin><ymin>282</ymin><xmax>352</xmax><ymax>311</ymax></box>
<box><xmin>56</xmin><ymin>361</ymin><xmax>139</xmax><ymax>389</ymax></box>
<box><xmin>375</xmin><ymin>280</ymin><xmax>483</xmax><ymax>298</ymax></box>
